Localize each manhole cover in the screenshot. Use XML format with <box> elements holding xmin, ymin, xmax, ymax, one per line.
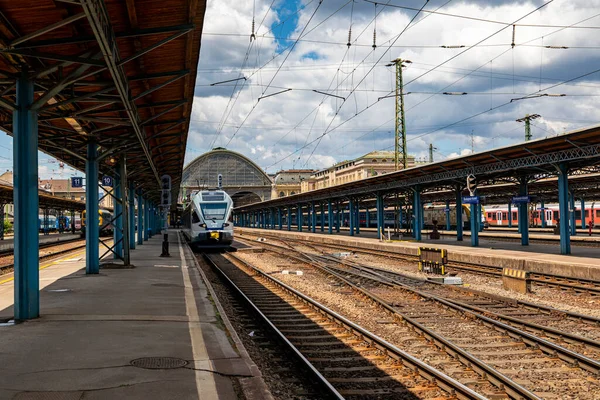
<box><xmin>47</xmin><ymin>289</ymin><xmax>72</xmax><ymax>293</ymax></box>
<box><xmin>151</xmin><ymin>283</ymin><xmax>182</xmax><ymax>288</ymax></box>
<box><xmin>130</xmin><ymin>357</ymin><xmax>187</xmax><ymax>369</ymax></box>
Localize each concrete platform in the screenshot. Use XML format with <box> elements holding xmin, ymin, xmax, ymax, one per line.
<box><xmin>0</xmin><ymin>232</ymin><xmax>81</xmax><ymax>253</ymax></box>
<box><xmin>237</xmin><ymin>227</ymin><xmax>600</xmax><ymax>281</ymax></box>
<box><xmin>0</xmin><ymin>231</ymin><xmax>270</xmax><ymax>400</ymax></box>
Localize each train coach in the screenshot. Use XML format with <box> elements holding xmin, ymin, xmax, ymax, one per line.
<box><xmin>181</xmin><ymin>189</ymin><xmax>234</xmax><ymax>249</ymax></box>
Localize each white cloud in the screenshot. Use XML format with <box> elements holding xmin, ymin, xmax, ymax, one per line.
<box><xmin>186</xmin><ymin>0</ymin><xmax>600</xmax><ymax>171</ymax></box>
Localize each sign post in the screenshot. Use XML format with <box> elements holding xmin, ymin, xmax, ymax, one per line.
<box><xmin>160</xmin><ymin>174</ymin><xmax>171</xmax><ymax>257</ymax></box>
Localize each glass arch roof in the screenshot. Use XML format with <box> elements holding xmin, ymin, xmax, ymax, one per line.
<box><xmin>182</xmin><ymin>148</ymin><xmax>272</xmax><ymax>188</ymax></box>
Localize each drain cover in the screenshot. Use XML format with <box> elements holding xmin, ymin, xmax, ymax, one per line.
<box><xmin>130</xmin><ymin>357</ymin><xmax>187</xmax><ymax>369</ymax></box>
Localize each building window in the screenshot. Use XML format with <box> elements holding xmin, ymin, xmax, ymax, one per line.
<box><xmin>372</xmin><ymin>159</ymin><xmax>377</xmax><ymax>163</ymax></box>
<box><xmin>279</xmin><ymin>192</ymin><xmax>285</xmax><ymax>197</ymax></box>
<box><xmin>290</xmin><ymin>191</ymin><xmax>295</xmax><ymax>195</ymax></box>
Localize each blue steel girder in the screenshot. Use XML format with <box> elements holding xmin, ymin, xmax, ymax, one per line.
<box><xmin>275</xmin><ymin>143</ymin><xmax>600</xmax><ymax>205</ymax></box>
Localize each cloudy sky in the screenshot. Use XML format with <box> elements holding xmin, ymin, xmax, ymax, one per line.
<box><xmin>185</xmin><ymin>0</ymin><xmax>600</xmax><ymax>173</ymax></box>
<box><xmin>1</xmin><ymin>0</ymin><xmax>597</xmax><ymax>181</ymax></box>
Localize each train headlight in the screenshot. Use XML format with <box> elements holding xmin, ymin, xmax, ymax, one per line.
<box><xmin>222</xmin><ymin>223</ymin><xmax>230</xmax><ymax>227</ymax></box>
<box><xmin>199</xmin><ymin>223</ymin><xmax>206</xmax><ymax>228</ymax></box>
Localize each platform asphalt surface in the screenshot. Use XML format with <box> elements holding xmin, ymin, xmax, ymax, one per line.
<box><xmin>0</xmin><ymin>231</ymin><xmax>264</xmax><ymax>400</ymax></box>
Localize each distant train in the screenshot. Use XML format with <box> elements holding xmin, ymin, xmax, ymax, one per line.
<box><xmin>182</xmin><ymin>189</ymin><xmax>234</xmax><ymax>249</ymax></box>
<box><xmin>81</xmin><ymin>209</ymin><xmax>114</xmax><ymax>236</ymax></box>
<box><xmin>38</xmin><ymin>215</ymin><xmax>81</xmax><ymax>233</ymax></box>
<box><xmin>484</xmin><ymin>202</ymin><xmax>599</xmax><ymax>227</ymax></box>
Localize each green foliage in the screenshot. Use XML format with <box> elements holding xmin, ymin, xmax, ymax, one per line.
<box><xmin>3</xmin><ymin>219</ymin><xmax>11</xmax><ymax>233</ymax></box>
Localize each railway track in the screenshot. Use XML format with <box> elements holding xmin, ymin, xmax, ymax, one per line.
<box><xmin>236</xmin><ymin>237</ymin><xmax>600</xmax><ymax>399</ymax></box>
<box><xmin>0</xmin><ymin>239</ymin><xmax>87</xmax><ymax>275</ymax></box>
<box><xmin>238</xmin><ymin>231</ymin><xmax>600</xmax><ymax>295</ymax></box>
<box><xmin>203</xmin><ymin>251</ymin><xmax>487</xmax><ymax>400</ymax></box>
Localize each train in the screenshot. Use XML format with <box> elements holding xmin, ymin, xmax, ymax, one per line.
<box><xmin>37</xmin><ymin>215</ymin><xmax>82</xmax><ymax>233</ymax></box>
<box><xmin>81</xmin><ymin>209</ymin><xmax>114</xmax><ymax>236</ymax></box>
<box><xmin>181</xmin><ymin>189</ymin><xmax>234</xmax><ymax>249</ymax></box>
<box><xmin>484</xmin><ymin>202</ymin><xmax>599</xmax><ymax>228</ymax></box>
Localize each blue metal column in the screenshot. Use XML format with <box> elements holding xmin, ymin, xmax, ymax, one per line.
<box><xmin>297</xmin><ymin>204</ymin><xmax>303</xmax><ymax>232</ymax></box>
<box><xmin>349</xmin><ymin>198</ymin><xmax>355</xmax><ymax>236</ymax></box>
<box><xmin>455</xmin><ymin>186</ymin><xmax>463</xmax><ymax>241</ymax></box>
<box><xmin>114</xmin><ymin>171</ymin><xmax>123</xmax><ymax>258</ymax></box>
<box><xmin>569</xmin><ymin>192</ymin><xmax>576</xmax><ymax>236</ymax></box>
<box><xmin>287</xmin><ymin>206</ymin><xmax>291</xmax><ymax>231</ymax></box>
<box><xmin>306</xmin><ymin>206</ymin><xmax>310</xmax><ymax>231</ymax></box>
<box><xmin>541</xmin><ymin>200</ymin><xmax>546</xmax><ymax>228</ymax></box>
<box><xmin>519</xmin><ymin>178</ymin><xmax>529</xmax><ymax>246</ymax></box>
<box><xmin>320</xmin><ymin>203</ymin><xmax>325</xmax><ymax>232</ymax></box>
<box><xmin>277</xmin><ymin>207</ymin><xmax>282</xmax><ymax>230</ymax></box>
<box><xmin>581</xmin><ymin>198</ymin><xmax>586</xmax><ymax>229</ymax></box>
<box><xmin>336</xmin><ymin>202</ymin><xmax>340</xmax><ymax>233</ymax></box>
<box><xmin>376</xmin><ymin>193</ymin><xmax>384</xmax><ymax>239</ymax></box>
<box><xmin>144</xmin><ymin>199</ymin><xmax>149</xmax><ymax>240</ymax></box>
<box><xmin>14</xmin><ymin>73</ymin><xmax>39</xmax><ymax>320</ymax></box>
<box><xmin>508</xmin><ymin>202</ymin><xmax>513</xmax><ymax>228</ymax></box>
<box><xmin>365</xmin><ymin>207</ymin><xmax>370</xmax><ymax>228</ymax></box>
<box><xmin>413</xmin><ymin>189</ymin><xmax>422</xmax><ymax>241</ymax></box>
<box><xmin>148</xmin><ymin>204</ymin><xmax>153</xmax><ymax>236</ymax></box>
<box><xmin>129</xmin><ymin>183</ymin><xmax>135</xmax><ymax>250</ymax></box>
<box><xmin>328</xmin><ymin>200</ymin><xmax>333</xmax><ymax>234</ymax></box>
<box><xmin>558</xmin><ymin>163</ymin><xmax>571</xmax><ymax>254</ymax></box>
<box><xmin>445</xmin><ymin>200</ymin><xmax>451</xmax><ymax>231</ymax></box>
<box><xmin>398</xmin><ymin>201</ymin><xmax>403</xmax><ymax>231</ymax></box>
<box><xmin>355</xmin><ymin>201</ymin><xmax>360</xmax><ymax>234</ymax></box>
<box><xmin>85</xmin><ymin>142</ymin><xmax>99</xmax><ymax>275</ymax></box>
<box><xmin>470</xmin><ymin>202</ymin><xmax>479</xmax><ymax>247</ymax></box>
<box><xmin>311</xmin><ymin>201</ymin><xmax>316</xmax><ymax>233</ymax></box>
<box><xmin>137</xmin><ymin>192</ymin><xmax>143</xmax><ymax>245</ymax></box>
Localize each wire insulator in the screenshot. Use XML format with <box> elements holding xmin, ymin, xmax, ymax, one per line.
<box><xmin>250</xmin><ymin>18</ymin><xmax>256</xmax><ymax>42</ymax></box>
<box><xmin>347</xmin><ymin>28</ymin><xmax>352</xmax><ymax>48</ymax></box>
<box><xmin>511</xmin><ymin>24</ymin><xmax>516</xmax><ymax>48</ymax></box>
<box><xmin>372</xmin><ymin>30</ymin><xmax>377</xmax><ymax>49</ymax></box>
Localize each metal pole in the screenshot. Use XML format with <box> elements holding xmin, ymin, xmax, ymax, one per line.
<box><xmin>327</xmin><ymin>200</ymin><xmax>333</xmax><ymax>234</ymax></box>
<box><xmin>349</xmin><ymin>198</ymin><xmax>355</xmax><ymax>236</ymax></box>
<box><xmin>558</xmin><ymin>163</ymin><xmax>571</xmax><ymax>254</ymax></box>
<box><xmin>581</xmin><ymin>197</ymin><xmax>586</xmax><ymax>229</ymax></box>
<box><xmin>144</xmin><ymin>198</ymin><xmax>149</xmax><ymax>241</ymax></box>
<box><xmin>120</xmin><ymin>157</ymin><xmax>130</xmax><ymax>265</ymax></box>
<box><xmin>128</xmin><ymin>182</ymin><xmax>135</xmax><ymax>250</ymax></box>
<box><xmin>413</xmin><ymin>188</ymin><xmax>422</xmax><ymax>241</ymax></box>
<box><xmin>86</xmin><ymin>141</ymin><xmax>99</xmax><ymax>274</ymax></box>
<box><xmin>455</xmin><ymin>185</ymin><xmax>463</xmax><ymax>241</ymax></box>
<box><xmin>137</xmin><ymin>191</ymin><xmax>143</xmax><ymax>245</ymax></box>
<box><xmin>519</xmin><ymin>178</ymin><xmax>529</xmax><ymax>246</ymax></box>
<box><xmin>445</xmin><ymin>200</ymin><xmax>451</xmax><ymax>231</ymax></box>
<box><xmin>114</xmin><ymin>168</ymin><xmax>123</xmax><ymax>258</ymax></box>
<box><xmin>14</xmin><ymin>72</ymin><xmax>40</xmax><ymax>320</ymax></box>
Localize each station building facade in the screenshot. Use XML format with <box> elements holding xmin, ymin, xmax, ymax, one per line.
<box><xmin>271</xmin><ymin>169</ymin><xmax>315</xmax><ymax>199</ymax></box>
<box><xmin>300</xmin><ymin>151</ymin><xmax>416</xmax><ymax>192</ymax></box>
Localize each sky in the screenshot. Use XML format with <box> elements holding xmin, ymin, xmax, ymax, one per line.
<box><xmin>185</xmin><ymin>0</ymin><xmax>600</xmax><ymax>174</ymax></box>
<box><xmin>0</xmin><ymin>0</ymin><xmax>598</xmax><ymax>181</ymax></box>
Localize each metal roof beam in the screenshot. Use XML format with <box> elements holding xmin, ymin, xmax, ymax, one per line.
<box><xmin>140</xmin><ymin>101</ymin><xmax>186</xmax><ymax>126</ymax></box>
<box><xmin>1</xmin><ymin>49</ymin><xmax>105</xmax><ymax>66</ymax></box>
<box><xmin>81</xmin><ymin>0</ymin><xmax>161</xmax><ymax>187</ymax></box>
<box><xmin>118</xmin><ymin>29</ymin><xmax>192</xmax><ymax>67</ymax></box>
<box><xmin>140</xmin><ymin>118</ymin><xmax>185</xmax><ymax>127</ymax></box>
<box><xmin>39</xmin><ymin>86</ymin><xmax>116</xmax><ymax>111</ymax></box>
<box><xmin>131</xmin><ymin>71</ymin><xmax>188</xmax><ymax>101</ymax></box>
<box><xmin>31</xmin><ymin>56</ymin><xmax>101</xmax><ymax>110</ymax></box>
<box><xmin>10</xmin><ymin>12</ymin><xmax>86</xmax><ymax>47</ymax></box>
<box><xmin>128</xmin><ymin>69</ymin><xmax>190</xmax><ymax>82</ymax></box>
<box><xmin>15</xmin><ymin>24</ymin><xmax>196</xmax><ymax>50</ymax></box>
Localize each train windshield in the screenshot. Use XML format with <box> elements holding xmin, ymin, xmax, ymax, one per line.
<box><xmin>200</xmin><ymin>203</ymin><xmax>228</xmax><ymax>220</ymax></box>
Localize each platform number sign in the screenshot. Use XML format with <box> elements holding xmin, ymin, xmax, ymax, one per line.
<box><xmin>71</xmin><ymin>177</ymin><xmax>83</xmax><ymax>188</ymax></box>
<box><xmin>161</xmin><ymin>174</ymin><xmax>172</xmax><ymax>207</ymax></box>
<box><xmin>102</xmin><ymin>176</ymin><xmax>113</xmax><ymax>187</ymax></box>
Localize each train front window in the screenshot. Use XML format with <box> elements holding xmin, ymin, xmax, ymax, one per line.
<box><xmin>200</xmin><ymin>203</ymin><xmax>227</xmax><ymax>220</ymax></box>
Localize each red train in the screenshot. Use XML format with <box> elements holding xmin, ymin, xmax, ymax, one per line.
<box><xmin>484</xmin><ymin>203</ymin><xmax>599</xmax><ymax>228</ymax></box>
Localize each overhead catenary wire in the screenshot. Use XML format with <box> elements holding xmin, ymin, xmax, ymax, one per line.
<box><xmin>265</xmin><ymin>0</ymin><xmax>558</xmax><ymax>168</ymax></box>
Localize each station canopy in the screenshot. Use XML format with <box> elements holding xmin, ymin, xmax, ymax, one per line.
<box><xmin>0</xmin><ymin>0</ymin><xmax>206</xmax><ymax>200</ymax></box>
